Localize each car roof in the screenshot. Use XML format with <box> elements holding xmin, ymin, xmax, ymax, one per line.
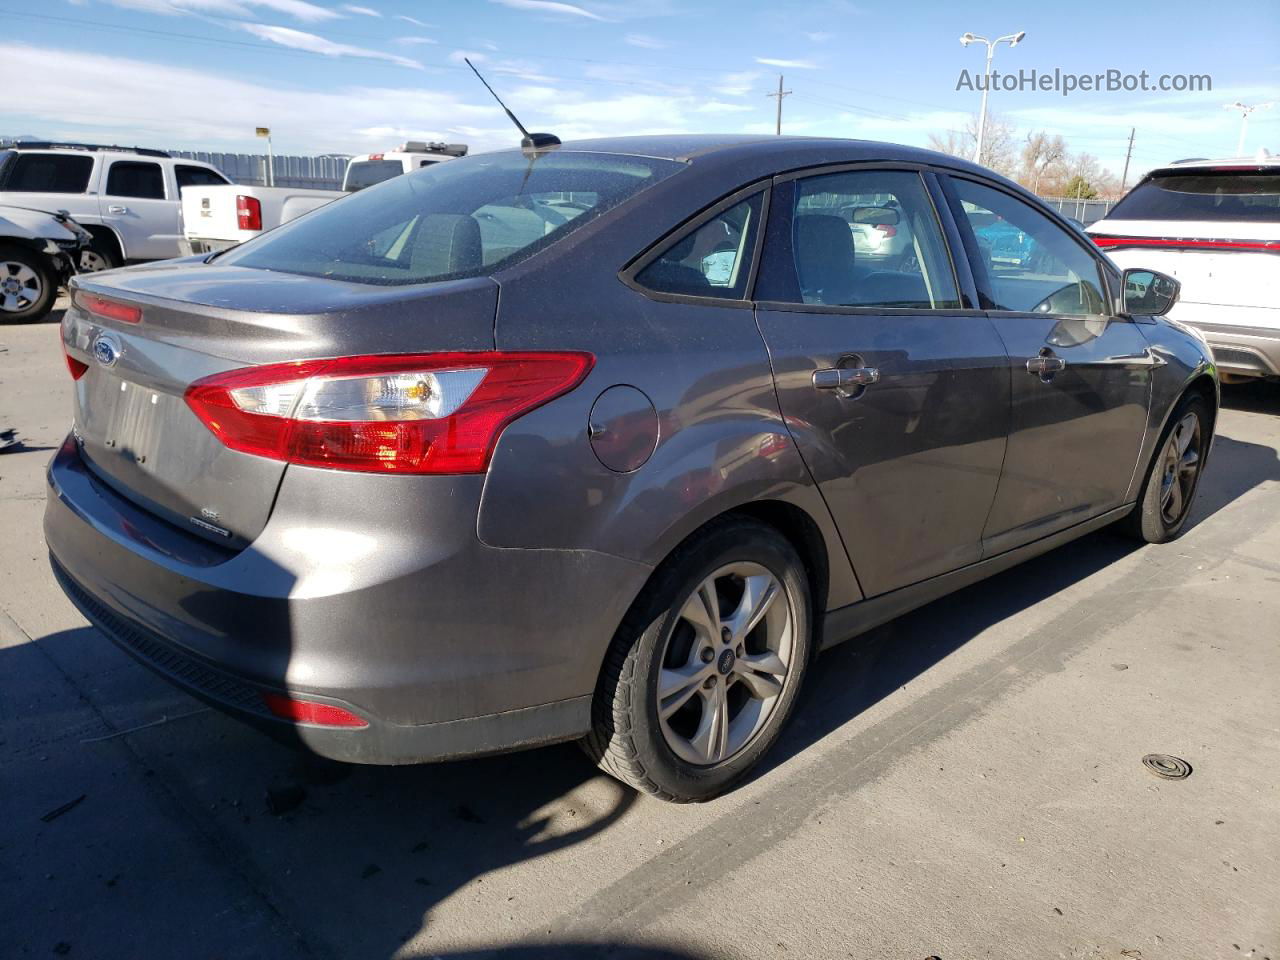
<box><xmin>503</xmin><ymin>134</ymin><xmax>996</xmax><ymax>176</ymax></box>
<box><xmin>1152</xmin><ymin>149</ymin><xmax>1279</xmax><ymax>174</ymax></box>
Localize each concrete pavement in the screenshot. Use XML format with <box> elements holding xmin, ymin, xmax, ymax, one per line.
<box><xmin>2</xmin><ymin>307</ymin><xmax>1278</xmax><ymax>959</ymax></box>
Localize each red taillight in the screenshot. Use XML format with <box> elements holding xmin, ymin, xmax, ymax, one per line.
<box><xmin>261</xmin><ymin>693</ymin><xmax>369</xmax><ymax>728</ymax></box>
<box><xmin>1091</xmin><ymin>234</ymin><xmax>1280</xmax><ymax>252</ymax></box>
<box><xmin>62</xmin><ymin>339</ymin><xmax>88</xmax><ymax>380</ymax></box>
<box><xmin>184</xmin><ymin>351</ymin><xmax>594</xmax><ymax>474</ymax></box>
<box><xmin>875</xmin><ymin>224</ymin><xmax>898</xmax><ymax>237</ymax></box>
<box><xmin>236</xmin><ymin>194</ymin><xmax>263</xmax><ymax>231</ymax></box>
<box><xmin>74</xmin><ymin>291</ymin><xmax>141</xmax><ymax>324</ymax></box>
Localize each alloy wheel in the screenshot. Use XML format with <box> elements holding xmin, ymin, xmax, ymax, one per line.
<box><xmin>1159</xmin><ymin>411</ymin><xmax>1202</xmax><ymax>526</ymax></box>
<box><xmin>79</xmin><ymin>250</ymin><xmax>111</xmax><ymax>273</ymax></box>
<box><xmin>0</xmin><ymin>261</ymin><xmax>42</xmax><ymax>313</ymax></box>
<box><xmin>656</xmin><ymin>562</ymin><xmax>795</xmax><ymax>766</ymax></box>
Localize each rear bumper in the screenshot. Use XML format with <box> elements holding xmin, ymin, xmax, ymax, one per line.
<box><xmin>44</xmin><ymin>437</ymin><xmax>651</xmax><ymax>763</ymax></box>
<box><xmin>1178</xmin><ymin>318</ymin><xmax>1280</xmax><ymax>378</ymax></box>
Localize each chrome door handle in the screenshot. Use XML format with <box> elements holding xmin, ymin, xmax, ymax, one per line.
<box><xmin>1026</xmin><ymin>353</ymin><xmax>1067</xmax><ymax>378</ymax></box>
<box><xmin>813</xmin><ymin>366</ymin><xmax>880</xmax><ymax>398</ymax></box>
<box><xmin>108</xmin><ymin>204</ymin><xmax>128</xmax><ymax>214</ymax></box>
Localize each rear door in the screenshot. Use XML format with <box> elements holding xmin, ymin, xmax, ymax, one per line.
<box><xmin>100</xmin><ymin>159</ymin><xmax>180</xmax><ymax>260</ymax></box>
<box><xmin>754</xmin><ymin>166</ymin><xmax>1010</xmax><ymax>597</ymax></box>
<box><xmin>940</xmin><ymin>174</ymin><xmax>1152</xmax><ymax>555</ymax></box>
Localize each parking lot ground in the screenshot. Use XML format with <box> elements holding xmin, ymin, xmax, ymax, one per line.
<box><xmin>2</xmin><ymin>308</ymin><xmax>1279</xmax><ymax>960</ymax></box>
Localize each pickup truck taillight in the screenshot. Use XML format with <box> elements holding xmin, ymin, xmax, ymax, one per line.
<box><xmin>236</xmin><ymin>194</ymin><xmax>263</xmax><ymax>231</ymax></box>
<box><xmin>184</xmin><ymin>352</ymin><xmax>595</xmax><ymax>474</ymax></box>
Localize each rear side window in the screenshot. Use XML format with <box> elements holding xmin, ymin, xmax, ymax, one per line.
<box><xmin>344</xmin><ymin>160</ymin><xmax>404</xmax><ymax>191</ymax></box>
<box><xmin>635</xmin><ymin>194</ymin><xmax>763</xmax><ymax>299</ymax></box>
<box><xmin>175</xmin><ymin>165</ymin><xmax>229</xmax><ymax>190</ymax></box>
<box><xmin>106</xmin><ymin>161</ymin><xmax>165</xmax><ymax>199</ymax></box>
<box><xmin>221</xmin><ymin>151</ymin><xmax>683</xmax><ymax>286</ymax></box>
<box><xmin>1108</xmin><ymin>170</ymin><xmax>1280</xmax><ymax>222</ymax></box>
<box><xmin>760</xmin><ymin>169</ymin><xmax>960</xmax><ymax>309</ymax></box>
<box><xmin>2</xmin><ymin>153</ymin><xmax>93</xmax><ymax>193</ymax></box>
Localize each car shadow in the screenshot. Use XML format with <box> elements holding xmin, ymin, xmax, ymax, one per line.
<box><xmin>1221</xmin><ymin>378</ymin><xmax>1280</xmax><ymax>416</ymax></box>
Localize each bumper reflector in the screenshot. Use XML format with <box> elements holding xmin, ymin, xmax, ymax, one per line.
<box><xmin>262</xmin><ymin>692</ymin><xmax>369</xmax><ymax>728</ymax></box>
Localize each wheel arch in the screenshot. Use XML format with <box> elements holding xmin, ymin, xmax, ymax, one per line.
<box><xmin>83</xmin><ymin>224</ymin><xmax>125</xmax><ymax>263</ymax></box>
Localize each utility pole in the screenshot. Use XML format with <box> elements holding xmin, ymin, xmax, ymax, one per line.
<box><xmin>1120</xmin><ymin>127</ymin><xmax>1135</xmax><ymax>192</ymax></box>
<box><xmin>766</xmin><ymin>75</ymin><xmax>792</xmax><ymax>136</ymax></box>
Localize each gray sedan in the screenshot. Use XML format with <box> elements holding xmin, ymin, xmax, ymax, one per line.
<box><xmin>46</xmin><ymin>136</ymin><xmax>1216</xmax><ymax>802</ymax></box>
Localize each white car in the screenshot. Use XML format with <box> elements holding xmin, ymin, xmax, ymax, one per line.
<box><xmin>341</xmin><ymin>141</ymin><xmax>468</xmax><ymax>191</ymax></box>
<box><xmin>0</xmin><ymin>203</ymin><xmax>90</xmax><ymax>322</ymax></box>
<box><xmin>1089</xmin><ymin>151</ymin><xmax>1280</xmax><ymax>381</ymax></box>
<box><xmin>0</xmin><ymin>142</ymin><xmax>230</xmax><ymax>271</ymax></box>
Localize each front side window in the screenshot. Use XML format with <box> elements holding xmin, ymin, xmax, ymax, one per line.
<box><xmin>344</xmin><ymin>160</ymin><xmax>405</xmax><ymax>191</ymax></box>
<box><xmin>635</xmin><ymin>194</ymin><xmax>763</xmax><ymax>299</ymax></box>
<box><xmin>220</xmin><ymin>151</ymin><xmax>683</xmax><ymax>285</ymax></box>
<box><xmin>1108</xmin><ymin>170</ymin><xmax>1280</xmax><ymax>223</ymax></box>
<box><xmin>175</xmin><ymin>165</ymin><xmax>229</xmax><ymax>190</ymax></box>
<box><xmin>952</xmin><ymin>178</ymin><xmax>1107</xmax><ymax>316</ymax></box>
<box><xmin>106</xmin><ymin>161</ymin><xmax>165</xmax><ymax>199</ymax></box>
<box><xmin>769</xmin><ymin>170</ymin><xmax>960</xmax><ymax>309</ymax></box>
<box><xmin>2</xmin><ymin>153</ymin><xmax>93</xmax><ymax>193</ymax></box>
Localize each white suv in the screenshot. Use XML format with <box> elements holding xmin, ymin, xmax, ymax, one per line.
<box><xmin>0</xmin><ymin>143</ymin><xmax>230</xmax><ymax>271</ymax></box>
<box><xmin>1088</xmin><ymin>151</ymin><xmax>1280</xmax><ymax>381</ymax></box>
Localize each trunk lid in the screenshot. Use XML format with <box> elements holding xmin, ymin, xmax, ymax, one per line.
<box><xmin>64</xmin><ymin>262</ymin><xmax>498</xmax><ymax>548</ymax></box>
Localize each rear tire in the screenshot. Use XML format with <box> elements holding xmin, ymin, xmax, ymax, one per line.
<box><xmin>1120</xmin><ymin>394</ymin><xmax>1210</xmax><ymax>543</ymax></box>
<box><xmin>79</xmin><ymin>245</ymin><xmax>118</xmax><ymax>273</ymax></box>
<box><xmin>584</xmin><ymin>518</ymin><xmax>813</xmax><ymax>802</ymax></box>
<box><xmin>0</xmin><ymin>243</ymin><xmax>56</xmax><ymax>323</ymax></box>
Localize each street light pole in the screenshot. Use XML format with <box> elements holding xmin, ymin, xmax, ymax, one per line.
<box><xmin>1225</xmin><ymin>101</ymin><xmax>1274</xmax><ymax>155</ymax></box>
<box><xmin>959</xmin><ymin>30</ymin><xmax>1025</xmax><ymax>167</ymax></box>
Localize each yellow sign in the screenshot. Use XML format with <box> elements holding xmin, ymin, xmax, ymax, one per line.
<box><xmin>255</xmin><ymin>127</ymin><xmax>270</xmax><ymax>137</ymax></box>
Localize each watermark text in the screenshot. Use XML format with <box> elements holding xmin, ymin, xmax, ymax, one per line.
<box><xmin>956</xmin><ymin>68</ymin><xmax>1212</xmax><ymax>96</ymax></box>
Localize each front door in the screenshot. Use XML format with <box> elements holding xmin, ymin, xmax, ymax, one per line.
<box><xmin>754</xmin><ymin>168</ymin><xmax>1011</xmax><ymax>598</ymax></box>
<box><xmin>943</xmin><ymin>176</ymin><xmax>1152</xmax><ymax>555</ymax></box>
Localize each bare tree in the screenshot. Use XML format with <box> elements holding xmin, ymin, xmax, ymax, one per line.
<box><xmin>1019</xmin><ymin>132</ymin><xmax>1067</xmax><ymax>194</ymax></box>
<box><xmin>928</xmin><ymin>113</ymin><xmax>1017</xmax><ymax>175</ymax></box>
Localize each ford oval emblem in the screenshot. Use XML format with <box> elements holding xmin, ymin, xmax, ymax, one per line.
<box><xmin>92</xmin><ymin>334</ymin><xmax>121</xmax><ymax>368</ymax></box>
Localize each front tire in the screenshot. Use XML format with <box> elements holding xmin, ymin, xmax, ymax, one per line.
<box><xmin>0</xmin><ymin>244</ymin><xmax>56</xmax><ymax>323</ymax></box>
<box><xmin>584</xmin><ymin>518</ymin><xmax>813</xmax><ymax>802</ymax></box>
<box><xmin>79</xmin><ymin>245</ymin><xmax>118</xmax><ymax>273</ymax></box>
<box><xmin>1121</xmin><ymin>394</ymin><xmax>1210</xmax><ymax>543</ymax></box>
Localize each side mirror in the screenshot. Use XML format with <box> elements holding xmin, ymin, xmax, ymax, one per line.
<box><xmin>1121</xmin><ymin>268</ymin><xmax>1180</xmax><ymax>317</ymax></box>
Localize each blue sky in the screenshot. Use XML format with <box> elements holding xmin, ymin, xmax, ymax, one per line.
<box><xmin>1</xmin><ymin>0</ymin><xmax>1277</xmax><ymax>180</ymax></box>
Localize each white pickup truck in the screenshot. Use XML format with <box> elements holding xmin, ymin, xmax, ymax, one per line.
<box><xmin>180</xmin><ymin>141</ymin><xmax>468</xmax><ymax>255</ymax></box>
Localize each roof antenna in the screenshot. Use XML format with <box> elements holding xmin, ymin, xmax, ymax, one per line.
<box><xmin>463</xmin><ymin>57</ymin><xmax>560</xmax><ymax>153</ymax></box>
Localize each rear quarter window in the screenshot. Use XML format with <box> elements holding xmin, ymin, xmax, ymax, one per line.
<box><xmin>1108</xmin><ymin>170</ymin><xmax>1280</xmax><ymax>222</ymax></box>
<box><xmin>2</xmin><ymin>153</ymin><xmax>94</xmax><ymax>193</ymax></box>
<box><xmin>221</xmin><ymin>151</ymin><xmax>684</xmax><ymax>286</ymax></box>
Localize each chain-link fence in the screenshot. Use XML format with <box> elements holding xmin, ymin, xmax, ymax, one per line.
<box><xmin>167</xmin><ymin>150</ymin><xmax>350</xmax><ymax>190</ymax></box>
<box><xmin>1040</xmin><ymin>196</ymin><xmax>1116</xmax><ymax>226</ymax></box>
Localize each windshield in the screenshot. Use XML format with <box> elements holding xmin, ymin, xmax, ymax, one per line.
<box><xmin>1108</xmin><ymin>169</ymin><xmax>1280</xmax><ymax>222</ymax></box>
<box><xmin>222</xmin><ymin>150</ymin><xmax>684</xmax><ymax>286</ymax></box>
<box><xmin>343</xmin><ymin>159</ymin><xmax>405</xmax><ymax>192</ymax></box>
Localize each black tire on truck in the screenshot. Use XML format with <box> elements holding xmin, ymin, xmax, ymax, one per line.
<box><xmin>0</xmin><ymin>243</ymin><xmax>57</xmax><ymax>323</ymax></box>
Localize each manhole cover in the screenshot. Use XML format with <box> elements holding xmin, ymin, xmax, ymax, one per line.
<box><xmin>1142</xmin><ymin>754</ymin><xmax>1192</xmax><ymax>780</ymax></box>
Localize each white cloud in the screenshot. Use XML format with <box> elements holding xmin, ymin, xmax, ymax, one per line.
<box><xmin>237</xmin><ymin>23</ymin><xmax>423</xmax><ymax>68</ymax></box>
<box><xmin>104</xmin><ymin>0</ymin><xmax>342</xmax><ymax>22</ymax></box>
<box><xmin>714</xmin><ymin>71</ymin><xmax>760</xmax><ymax>97</ymax></box>
<box><xmin>756</xmin><ymin>57</ymin><xmax>818</xmax><ymax>70</ymax></box>
<box><xmin>488</xmin><ymin>0</ymin><xmax>605</xmax><ymax>21</ymax></box>
<box><xmin>624</xmin><ymin>33</ymin><xmax>665</xmax><ymax>49</ymax></box>
<box><xmin>395</xmin><ymin>14</ymin><xmax>434</xmax><ymax>27</ymax></box>
<box><xmin>448</xmin><ymin>49</ymin><xmax>487</xmax><ymax>64</ymax></box>
<box><xmin>395</xmin><ymin>36</ymin><xmax>437</xmax><ymax>45</ymax></box>
<box><xmin>804</xmin><ymin>31</ymin><xmax>834</xmax><ymax>43</ymax></box>
<box><xmin>341</xmin><ymin>4</ymin><xmax>381</xmax><ymax>15</ymax></box>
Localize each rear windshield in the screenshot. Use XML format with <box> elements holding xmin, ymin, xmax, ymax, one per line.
<box><xmin>222</xmin><ymin>151</ymin><xmax>684</xmax><ymax>285</ymax></box>
<box><xmin>0</xmin><ymin>152</ymin><xmax>94</xmax><ymax>193</ymax></box>
<box><xmin>343</xmin><ymin>159</ymin><xmax>405</xmax><ymax>192</ymax></box>
<box><xmin>1108</xmin><ymin>169</ymin><xmax>1280</xmax><ymax>222</ymax></box>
